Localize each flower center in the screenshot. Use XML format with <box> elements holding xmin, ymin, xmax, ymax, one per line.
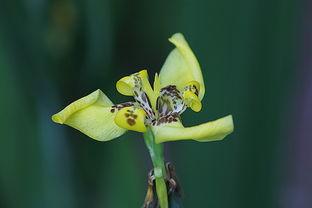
<box><xmin>132</xmin><ymin>83</ymin><xmax>188</xmax><ymax>126</ymax></box>
<box><xmin>115</xmin><ymin>70</ymin><xmax>201</xmax><ymax>129</ymax></box>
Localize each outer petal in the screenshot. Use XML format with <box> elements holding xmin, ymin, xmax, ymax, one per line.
<box><xmin>52</xmin><ymin>89</ymin><xmax>127</xmax><ymax>141</ymax></box>
<box><xmin>152</xmin><ymin>115</ymin><xmax>234</xmax><ymax>143</ymax></box>
<box><xmin>159</xmin><ymin>33</ymin><xmax>205</xmax><ymax>100</ymax></box>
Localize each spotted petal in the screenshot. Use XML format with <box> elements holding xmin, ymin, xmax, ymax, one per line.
<box><xmin>152</xmin><ymin>115</ymin><xmax>234</xmax><ymax>143</ymax></box>
<box><xmin>52</xmin><ymin>89</ymin><xmax>126</xmax><ymax>141</ymax></box>
<box><xmin>114</xmin><ymin>106</ymin><xmax>147</xmax><ymax>133</ymax></box>
<box><xmin>159</xmin><ymin>33</ymin><xmax>205</xmax><ymax>100</ymax></box>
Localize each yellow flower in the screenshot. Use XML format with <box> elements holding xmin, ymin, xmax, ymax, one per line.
<box><xmin>52</xmin><ymin>33</ymin><xmax>234</xmax><ymax>143</ymax></box>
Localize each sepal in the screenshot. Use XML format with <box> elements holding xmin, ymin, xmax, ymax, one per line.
<box><xmin>52</xmin><ymin>89</ymin><xmax>126</xmax><ymax>141</ymax></box>
<box><xmin>159</xmin><ymin>33</ymin><xmax>205</xmax><ymax>100</ymax></box>
<box><xmin>152</xmin><ymin>115</ymin><xmax>234</xmax><ymax>143</ymax></box>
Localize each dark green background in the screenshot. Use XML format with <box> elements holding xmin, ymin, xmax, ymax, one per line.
<box><xmin>0</xmin><ymin>0</ymin><xmax>307</xmax><ymax>207</ymax></box>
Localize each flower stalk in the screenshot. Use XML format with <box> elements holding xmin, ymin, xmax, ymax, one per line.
<box><xmin>143</xmin><ymin>127</ymin><xmax>168</xmax><ymax>208</ymax></box>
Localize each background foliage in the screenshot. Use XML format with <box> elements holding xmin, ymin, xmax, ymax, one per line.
<box><xmin>0</xmin><ymin>0</ymin><xmax>311</xmax><ymax>207</ymax></box>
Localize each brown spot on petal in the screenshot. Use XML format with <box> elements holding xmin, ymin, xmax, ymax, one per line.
<box><xmin>125</xmin><ymin>113</ymin><xmax>130</xmax><ymax>117</ymax></box>
<box><xmin>110</xmin><ymin>108</ymin><xmax>115</xmax><ymax>113</ymax></box>
<box><xmin>127</xmin><ymin>119</ymin><xmax>136</xmax><ymax>126</ymax></box>
<box><xmin>133</xmin><ymin>114</ymin><xmax>138</xmax><ymax>119</ymax></box>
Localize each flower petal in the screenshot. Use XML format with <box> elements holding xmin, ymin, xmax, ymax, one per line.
<box><xmin>116</xmin><ymin>76</ymin><xmax>133</xmax><ymax>96</ymax></box>
<box><xmin>183</xmin><ymin>91</ymin><xmax>202</xmax><ymax>112</ymax></box>
<box><xmin>152</xmin><ymin>115</ymin><xmax>234</xmax><ymax>143</ymax></box>
<box><xmin>116</xmin><ymin>70</ymin><xmax>158</xmax><ymax>112</ymax></box>
<box><xmin>114</xmin><ymin>106</ymin><xmax>147</xmax><ymax>132</ymax></box>
<box><xmin>52</xmin><ymin>89</ymin><xmax>127</xmax><ymax>141</ymax></box>
<box><xmin>159</xmin><ymin>33</ymin><xmax>205</xmax><ymax>100</ymax></box>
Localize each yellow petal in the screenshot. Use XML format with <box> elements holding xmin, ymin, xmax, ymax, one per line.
<box><xmin>183</xmin><ymin>91</ymin><xmax>202</xmax><ymax>112</ymax></box>
<box><xmin>152</xmin><ymin>115</ymin><xmax>234</xmax><ymax>143</ymax></box>
<box><xmin>52</xmin><ymin>89</ymin><xmax>126</xmax><ymax>141</ymax></box>
<box><xmin>116</xmin><ymin>70</ymin><xmax>158</xmax><ymax>112</ymax></box>
<box><xmin>159</xmin><ymin>33</ymin><xmax>205</xmax><ymax>100</ymax></box>
<box><xmin>116</xmin><ymin>76</ymin><xmax>133</xmax><ymax>96</ymax></box>
<box><xmin>114</xmin><ymin>106</ymin><xmax>147</xmax><ymax>132</ymax></box>
<box><xmin>116</xmin><ymin>70</ymin><xmax>150</xmax><ymax>96</ymax></box>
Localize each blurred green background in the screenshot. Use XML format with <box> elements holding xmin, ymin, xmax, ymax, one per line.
<box><xmin>0</xmin><ymin>0</ymin><xmax>311</xmax><ymax>207</ymax></box>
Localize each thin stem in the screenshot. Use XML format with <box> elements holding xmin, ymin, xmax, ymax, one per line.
<box><xmin>143</xmin><ymin>127</ymin><xmax>168</xmax><ymax>208</ymax></box>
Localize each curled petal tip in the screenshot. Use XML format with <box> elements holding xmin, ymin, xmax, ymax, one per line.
<box><xmin>168</xmin><ymin>33</ymin><xmax>184</xmax><ymax>42</ymax></box>
<box><xmin>51</xmin><ymin>114</ymin><xmax>64</xmax><ymax>124</ymax></box>
<box><xmin>183</xmin><ymin>91</ymin><xmax>202</xmax><ymax>112</ymax></box>
<box><xmin>116</xmin><ymin>76</ymin><xmax>133</xmax><ymax>96</ymax></box>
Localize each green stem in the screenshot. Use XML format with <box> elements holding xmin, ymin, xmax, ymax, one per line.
<box><xmin>143</xmin><ymin>127</ymin><xmax>168</xmax><ymax>208</ymax></box>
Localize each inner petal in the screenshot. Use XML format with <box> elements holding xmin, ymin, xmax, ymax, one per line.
<box><xmin>157</xmin><ymin>85</ymin><xmax>186</xmax><ymax>119</ymax></box>
<box><xmin>116</xmin><ymin>70</ymin><xmax>157</xmax><ymax>120</ymax></box>
<box><xmin>181</xmin><ymin>81</ymin><xmax>202</xmax><ymax>112</ymax></box>
<box><xmin>154</xmin><ymin>81</ymin><xmax>202</xmax><ymax>126</ymax></box>
<box><xmin>133</xmin><ymin>89</ymin><xmax>155</xmax><ymax>120</ymax></box>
